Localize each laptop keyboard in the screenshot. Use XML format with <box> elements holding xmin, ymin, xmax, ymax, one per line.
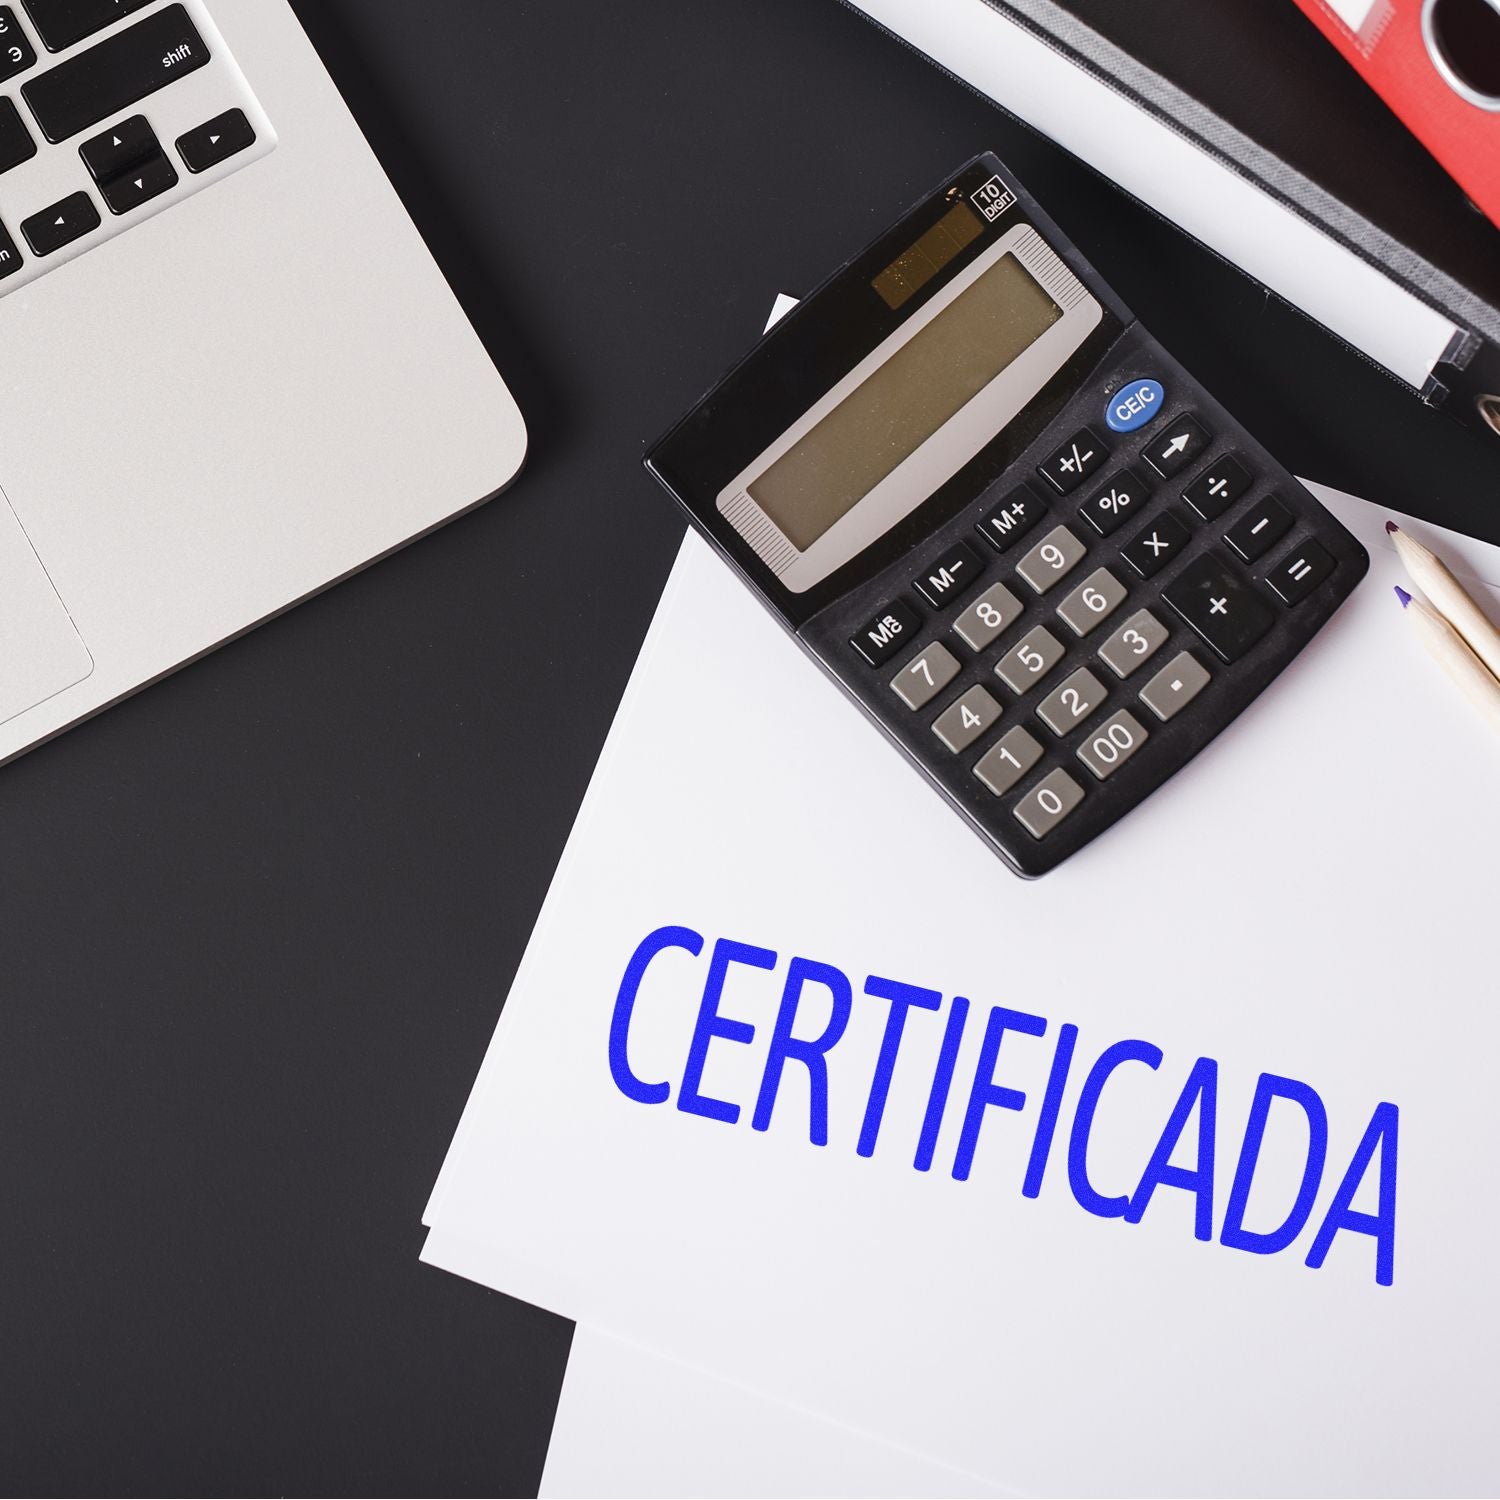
<box><xmin>0</xmin><ymin>0</ymin><xmax>272</xmax><ymax>293</ymax></box>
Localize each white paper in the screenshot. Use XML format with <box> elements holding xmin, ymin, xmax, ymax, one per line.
<box><xmin>427</xmin><ymin>485</ymin><xmax>1500</xmax><ymax>1496</ymax></box>
<box><xmin>542</xmin><ymin>1325</ymin><xmax>1010</xmax><ymax>1498</ymax></box>
<box><xmin>842</xmin><ymin>0</ymin><xmax>1456</xmax><ymax>391</ymax></box>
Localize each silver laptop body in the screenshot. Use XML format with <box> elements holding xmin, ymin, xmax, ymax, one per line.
<box><xmin>0</xmin><ymin>0</ymin><xmax>526</xmax><ymax>764</ymax></box>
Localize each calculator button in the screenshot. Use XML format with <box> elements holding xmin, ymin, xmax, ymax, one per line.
<box><xmin>1104</xmin><ymin>378</ymin><xmax>1165</xmax><ymax>434</ymax></box>
<box><xmin>1162</xmin><ymin>553</ymin><xmax>1274</xmax><ymax>663</ymax></box>
<box><xmin>974</xmin><ymin>726</ymin><xmax>1043</xmax><ymax>796</ymax></box>
<box><xmin>1015</xmin><ymin>524</ymin><xmax>1086</xmax><ymax>593</ymax></box>
<box><xmin>1097</xmin><ymin>609</ymin><xmax>1169</xmax><ymax>679</ymax></box>
<box><xmin>1055</xmin><ymin>567</ymin><xmax>1127</xmax><ymax>636</ymax></box>
<box><xmin>1265</xmin><ymin>540</ymin><xmax>1335</xmax><ymax>606</ymax></box>
<box><xmin>1038</xmin><ymin>427</ymin><xmax>1108</xmax><ymax>493</ymax></box>
<box><xmin>1224</xmin><ymin>495</ymin><xmax>1293</xmax><ymax>563</ymax></box>
<box><xmin>1121</xmin><ymin>511</ymin><xmax>1190</xmax><ymax>579</ymax></box>
<box><xmin>995</xmin><ymin>625</ymin><xmax>1065</xmax><ymax>693</ymax></box>
<box><xmin>891</xmin><ymin>642</ymin><xmax>960</xmax><ymax>710</ymax></box>
<box><xmin>1078</xmin><ymin>467</ymin><xmax>1150</xmax><ymax>537</ymax></box>
<box><xmin>914</xmin><ymin>540</ymin><xmax>982</xmax><ymax>608</ymax></box>
<box><xmin>1183</xmin><ymin>456</ymin><xmax>1252</xmax><ymax>521</ymax></box>
<box><xmin>851</xmin><ymin>599</ymin><xmax>920</xmax><ymax>667</ymax></box>
<box><xmin>1142</xmin><ymin>416</ymin><xmax>1211</xmax><ymax>478</ymax></box>
<box><xmin>932</xmin><ymin>685</ymin><xmax>1002</xmax><ymax>754</ymax></box>
<box><xmin>1077</xmin><ymin>709</ymin><xmax>1149</xmax><ymax>780</ymax></box>
<box><xmin>1139</xmin><ymin>651</ymin><xmax>1211</xmax><ymax>721</ymax></box>
<box><xmin>1037</xmin><ymin>667</ymin><xmax>1106</xmax><ymax>736</ymax></box>
<box><xmin>977</xmin><ymin>485</ymin><xmax>1046</xmax><ymax>554</ymax></box>
<box><xmin>1014</xmin><ymin>768</ymin><xmax>1085</xmax><ymax>839</ymax></box>
<box><xmin>952</xmin><ymin>581</ymin><xmax>1023</xmax><ymax>651</ymax></box>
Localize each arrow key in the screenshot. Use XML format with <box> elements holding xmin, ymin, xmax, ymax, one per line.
<box><xmin>21</xmin><ymin>191</ymin><xmax>100</xmax><ymax>256</ymax></box>
<box><xmin>80</xmin><ymin>114</ymin><xmax>158</xmax><ymax>182</ymax></box>
<box><xmin>99</xmin><ymin>149</ymin><xmax>177</xmax><ymax>214</ymax></box>
<box><xmin>176</xmin><ymin>108</ymin><xmax>255</xmax><ymax>173</ymax></box>
<box><xmin>1142</xmin><ymin>415</ymin><xmax>1211</xmax><ymax>479</ymax></box>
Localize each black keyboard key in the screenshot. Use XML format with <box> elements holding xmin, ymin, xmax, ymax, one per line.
<box><xmin>1120</xmin><ymin>511</ymin><xmax>1190</xmax><ymax>579</ymax></box>
<box><xmin>1038</xmin><ymin>426</ymin><xmax>1107</xmax><ymax>493</ymax></box>
<box><xmin>0</xmin><ymin>7</ymin><xmax>36</xmax><ymax>81</ymax></box>
<box><xmin>0</xmin><ymin>94</ymin><xmax>35</xmax><ymax>172</ymax></box>
<box><xmin>1163</xmin><ymin>552</ymin><xmax>1274</xmax><ymax>663</ymax></box>
<box><xmin>1183</xmin><ymin>455</ymin><xmax>1252</xmax><ymax>521</ymax></box>
<box><xmin>1142</xmin><ymin>415</ymin><xmax>1211</xmax><ymax>478</ymax></box>
<box><xmin>1224</xmin><ymin>494</ymin><xmax>1293</xmax><ymax>563</ymax></box>
<box><xmin>21</xmin><ymin>188</ymin><xmax>98</xmax><ymax>254</ymax></box>
<box><xmin>976</xmin><ymin>484</ymin><xmax>1044</xmax><ymax>554</ymax></box>
<box><xmin>913</xmin><ymin>540</ymin><xmax>981</xmax><ymax>608</ymax></box>
<box><xmin>22</xmin><ymin>5</ymin><xmax>207</xmax><ymax>143</ymax></box>
<box><xmin>851</xmin><ymin>599</ymin><xmax>921</xmax><ymax>668</ymax></box>
<box><xmin>0</xmin><ymin>216</ymin><xmax>21</xmax><ymax>278</ymax></box>
<box><xmin>79</xmin><ymin>111</ymin><xmax>156</xmax><ymax>179</ymax></box>
<box><xmin>1079</xmin><ymin>466</ymin><xmax>1150</xmax><ymax>537</ymax></box>
<box><xmin>177</xmin><ymin>107</ymin><xmax>255</xmax><ymax>173</ymax></box>
<box><xmin>98</xmin><ymin>147</ymin><xmax>174</xmax><ymax>213</ymax></box>
<box><xmin>21</xmin><ymin>0</ymin><xmax>152</xmax><ymax>52</ymax></box>
<box><xmin>1266</xmin><ymin>540</ymin><xmax>1336</xmax><ymax>606</ymax></box>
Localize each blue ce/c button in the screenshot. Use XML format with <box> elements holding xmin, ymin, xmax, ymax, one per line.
<box><xmin>1105</xmin><ymin>378</ymin><xmax>1165</xmax><ymax>433</ymax></box>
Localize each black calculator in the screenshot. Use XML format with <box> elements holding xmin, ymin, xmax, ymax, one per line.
<box><xmin>644</xmin><ymin>154</ymin><xmax>1368</xmax><ymax>876</ymax></box>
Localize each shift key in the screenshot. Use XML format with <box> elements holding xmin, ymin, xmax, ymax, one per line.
<box><xmin>22</xmin><ymin>5</ymin><xmax>208</xmax><ymax>144</ymax></box>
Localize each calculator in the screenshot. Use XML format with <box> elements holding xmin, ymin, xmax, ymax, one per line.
<box><xmin>644</xmin><ymin>154</ymin><xmax>1368</xmax><ymax>876</ymax></box>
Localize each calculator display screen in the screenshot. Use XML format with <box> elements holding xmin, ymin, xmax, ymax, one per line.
<box><xmin>747</xmin><ymin>257</ymin><xmax>1062</xmax><ymax>551</ymax></box>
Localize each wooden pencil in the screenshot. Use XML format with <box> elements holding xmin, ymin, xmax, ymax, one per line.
<box><xmin>1387</xmin><ymin>521</ymin><xmax>1500</xmax><ymax>683</ymax></box>
<box><xmin>1395</xmin><ymin>586</ymin><xmax>1500</xmax><ymax>737</ymax></box>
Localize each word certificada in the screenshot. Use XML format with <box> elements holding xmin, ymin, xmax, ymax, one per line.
<box><xmin>608</xmin><ymin>926</ymin><xmax>1399</xmax><ymax>1287</ymax></box>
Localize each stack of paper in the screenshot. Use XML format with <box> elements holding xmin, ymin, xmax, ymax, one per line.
<box><xmin>423</xmin><ymin>484</ymin><xmax>1500</xmax><ymax>1496</ymax></box>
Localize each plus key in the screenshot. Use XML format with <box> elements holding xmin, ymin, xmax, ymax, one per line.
<box><xmin>1162</xmin><ymin>552</ymin><xmax>1273</xmax><ymax>663</ymax></box>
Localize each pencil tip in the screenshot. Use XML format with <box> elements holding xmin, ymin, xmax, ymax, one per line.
<box><xmin>1385</xmin><ymin>520</ymin><xmax>1400</xmax><ymax>534</ymax></box>
<box><xmin>1395</xmin><ymin>586</ymin><xmax>1413</xmax><ymax>608</ymax></box>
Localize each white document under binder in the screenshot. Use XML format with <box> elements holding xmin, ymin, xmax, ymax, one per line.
<box><xmin>424</xmin><ymin>485</ymin><xmax>1500</xmax><ymax>1496</ymax></box>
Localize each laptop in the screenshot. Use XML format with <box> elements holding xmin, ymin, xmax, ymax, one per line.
<box><xmin>0</xmin><ymin>0</ymin><xmax>526</xmax><ymax>764</ymax></box>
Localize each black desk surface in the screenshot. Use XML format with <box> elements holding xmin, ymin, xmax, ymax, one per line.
<box><xmin>5</xmin><ymin>2</ymin><xmax>1497</xmax><ymax>1495</ymax></box>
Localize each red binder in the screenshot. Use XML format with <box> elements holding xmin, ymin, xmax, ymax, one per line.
<box><xmin>1291</xmin><ymin>0</ymin><xmax>1500</xmax><ymax>229</ymax></box>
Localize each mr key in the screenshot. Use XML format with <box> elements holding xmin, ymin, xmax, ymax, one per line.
<box><xmin>647</xmin><ymin>152</ymin><xmax>1367</xmax><ymax>876</ymax></box>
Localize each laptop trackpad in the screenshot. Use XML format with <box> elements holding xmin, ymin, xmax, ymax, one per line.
<box><xmin>0</xmin><ymin>490</ymin><xmax>92</xmax><ymax>728</ymax></box>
